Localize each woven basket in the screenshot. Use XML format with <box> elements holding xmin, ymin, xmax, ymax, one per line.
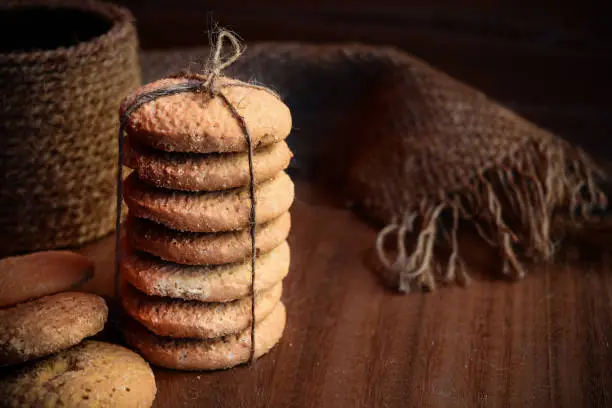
<box><xmin>0</xmin><ymin>0</ymin><xmax>141</xmax><ymax>256</ymax></box>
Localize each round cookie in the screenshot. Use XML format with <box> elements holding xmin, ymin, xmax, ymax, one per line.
<box><xmin>123</xmin><ymin>171</ymin><xmax>294</xmax><ymax>232</ymax></box>
<box><xmin>121</xmin><ymin>241</ymin><xmax>290</xmax><ymax>302</ymax></box>
<box><xmin>121</xmin><ymin>281</ymin><xmax>282</xmax><ymax>339</ymax></box>
<box><xmin>123</xmin><ymin>302</ymin><xmax>286</xmax><ymax>371</ymax></box>
<box><xmin>127</xmin><ymin>212</ymin><xmax>291</xmax><ymax>265</ymax></box>
<box><xmin>0</xmin><ymin>292</ymin><xmax>107</xmax><ymax>367</ymax></box>
<box><xmin>0</xmin><ymin>341</ymin><xmax>156</xmax><ymax>408</ymax></box>
<box><xmin>124</xmin><ymin>138</ymin><xmax>293</xmax><ymax>191</ymax></box>
<box><xmin>120</xmin><ymin>76</ymin><xmax>292</xmax><ymax>153</ymax></box>
<box><xmin>0</xmin><ymin>251</ymin><xmax>94</xmax><ymax>308</ymax></box>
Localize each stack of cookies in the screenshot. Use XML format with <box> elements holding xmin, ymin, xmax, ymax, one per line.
<box><xmin>119</xmin><ymin>77</ymin><xmax>294</xmax><ymax>371</ymax></box>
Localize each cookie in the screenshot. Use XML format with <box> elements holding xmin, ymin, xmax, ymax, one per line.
<box><xmin>0</xmin><ymin>251</ymin><xmax>94</xmax><ymax>308</ymax></box>
<box><xmin>123</xmin><ymin>302</ymin><xmax>286</xmax><ymax>371</ymax></box>
<box><xmin>123</xmin><ymin>171</ymin><xmax>294</xmax><ymax>233</ymax></box>
<box><xmin>127</xmin><ymin>212</ymin><xmax>291</xmax><ymax>265</ymax></box>
<box><xmin>124</xmin><ymin>138</ymin><xmax>293</xmax><ymax>191</ymax></box>
<box><xmin>0</xmin><ymin>292</ymin><xmax>107</xmax><ymax>366</ymax></box>
<box><xmin>120</xmin><ymin>77</ymin><xmax>292</xmax><ymax>153</ymax></box>
<box><xmin>121</xmin><ymin>240</ymin><xmax>290</xmax><ymax>302</ymax></box>
<box><xmin>121</xmin><ymin>281</ymin><xmax>282</xmax><ymax>339</ymax></box>
<box><xmin>0</xmin><ymin>341</ymin><xmax>156</xmax><ymax>408</ymax></box>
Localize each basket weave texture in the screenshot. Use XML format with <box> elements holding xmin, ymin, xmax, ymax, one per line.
<box><xmin>0</xmin><ymin>0</ymin><xmax>140</xmax><ymax>255</ymax></box>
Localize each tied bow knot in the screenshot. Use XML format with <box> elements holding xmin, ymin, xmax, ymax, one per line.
<box><xmin>170</xmin><ymin>30</ymin><xmax>245</xmax><ymax>98</ymax></box>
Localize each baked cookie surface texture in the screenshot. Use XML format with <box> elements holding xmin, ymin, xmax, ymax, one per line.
<box><xmin>119</xmin><ymin>67</ymin><xmax>294</xmax><ymax>371</ymax></box>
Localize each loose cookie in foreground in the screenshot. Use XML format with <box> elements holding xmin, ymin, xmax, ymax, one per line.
<box><xmin>0</xmin><ymin>292</ymin><xmax>107</xmax><ymax>367</ymax></box>
<box><xmin>0</xmin><ymin>341</ymin><xmax>156</xmax><ymax>408</ymax></box>
<box><xmin>120</xmin><ymin>77</ymin><xmax>292</xmax><ymax>153</ymax></box>
<box><xmin>127</xmin><ymin>212</ymin><xmax>291</xmax><ymax>265</ymax></box>
<box><xmin>0</xmin><ymin>251</ymin><xmax>94</xmax><ymax>308</ymax></box>
<box><xmin>121</xmin><ymin>281</ymin><xmax>282</xmax><ymax>338</ymax></box>
<box><xmin>121</xmin><ymin>241</ymin><xmax>290</xmax><ymax>302</ymax></box>
<box><xmin>123</xmin><ymin>171</ymin><xmax>294</xmax><ymax>232</ymax></box>
<box><xmin>124</xmin><ymin>138</ymin><xmax>293</xmax><ymax>191</ymax></box>
<box><xmin>123</xmin><ymin>302</ymin><xmax>286</xmax><ymax>371</ymax></box>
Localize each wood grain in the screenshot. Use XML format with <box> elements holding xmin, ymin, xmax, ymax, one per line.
<box><xmin>78</xmin><ymin>179</ymin><xmax>612</xmax><ymax>408</ymax></box>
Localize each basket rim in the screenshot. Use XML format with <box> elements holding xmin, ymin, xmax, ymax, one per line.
<box><xmin>0</xmin><ymin>0</ymin><xmax>136</xmax><ymax>63</ymax></box>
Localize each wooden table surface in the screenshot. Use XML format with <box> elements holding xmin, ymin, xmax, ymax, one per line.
<box><xmin>79</xmin><ymin>178</ymin><xmax>612</xmax><ymax>408</ymax></box>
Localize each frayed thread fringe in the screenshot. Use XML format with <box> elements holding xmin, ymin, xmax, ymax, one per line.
<box><xmin>375</xmin><ymin>141</ymin><xmax>607</xmax><ymax>293</ymax></box>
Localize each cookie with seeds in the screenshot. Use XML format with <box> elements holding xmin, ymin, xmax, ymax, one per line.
<box><xmin>121</xmin><ymin>241</ymin><xmax>289</xmax><ymax>302</ymax></box>
<box><xmin>127</xmin><ymin>212</ymin><xmax>291</xmax><ymax>265</ymax></box>
<box><xmin>123</xmin><ymin>171</ymin><xmax>294</xmax><ymax>232</ymax></box>
<box><xmin>124</xmin><ymin>138</ymin><xmax>293</xmax><ymax>191</ymax></box>
<box><xmin>0</xmin><ymin>251</ymin><xmax>94</xmax><ymax>308</ymax></box>
<box><xmin>120</xmin><ymin>77</ymin><xmax>292</xmax><ymax>153</ymax></box>
<box><xmin>123</xmin><ymin>302</ymin><xmax>286</xmax><ymax>371</ymax></box>
<box><xmin>0</xmin><ymin>341</ymin><xmax>156</xmax><ymax>408</ymax></box>
<box><xmin>0</xmin><ymin>292</ymin><xmax>107</xmax><ymax>367</ymax></box>
<box><xmin>121</xmin><ymin>281</ymin><xmax>282</xmax><ymax>339</ymax></box>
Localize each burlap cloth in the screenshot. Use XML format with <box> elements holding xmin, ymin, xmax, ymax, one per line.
<box><xmin>144</xmin><ymin>43</ymin><xmax>608</xmax><ymax>293</ymax></box>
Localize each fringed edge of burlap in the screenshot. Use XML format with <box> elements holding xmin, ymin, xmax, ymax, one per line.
<box><xmin>376</xmin><ymin>140</ymin><xmax>608</xmax><ymax>293</ymax></box>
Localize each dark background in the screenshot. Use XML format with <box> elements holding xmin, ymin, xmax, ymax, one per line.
<box><xmin>115</xmin><ymin>0</ymin><xmax>612</xmax><ymax>160</ymax></box>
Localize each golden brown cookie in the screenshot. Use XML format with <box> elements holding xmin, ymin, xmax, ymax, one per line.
<box><xmin>0</xmin><ymin>251</ymin><xmax>94</xmax><ymax>308</ymax></box>
<box><xmin>123</xmin><ymin>302</ymin><xmax>286</xmax><ymax>371</ymax></box>
<box><xmin>0</xmin><ymin>341</ymin><xmax>156</xmax><ymax>408</ymax></box>
<box><xmin>124</xmin><ymin>138</ymin><xmax>293</xmax><ymax>191</ymax></box>
<box><xmin>120</xmin><ymin>77</ymin><xmax>292</xmax><ymax>153</ymax></box>
<box><xmin>121</xmin><ymin>281</ymin><xmax>282</xmax><ymax>339</ymax></box>
<box><xmin>0</xmin><ymin>292</ymin><xmax>108</xmax><ymax>367</ymax></box>
<box><xmin>127</xmin><ymin>212</ymin><xmax>291</xmax><ymax>265</ymax></box>
<box><xmin>121</xmin><ymin>241</ymin><xmax>290</xmax><ymax>302</ymax></box>
<box><xmin>123</xmin><ymin>171</ymin><xmax>294</xmax><ymax>232</ymax></box>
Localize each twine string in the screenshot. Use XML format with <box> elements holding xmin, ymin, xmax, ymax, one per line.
<box><xmin>202</xmin><ymin>30</ymin><xmax>245</xmax><ymax>94</ymax></box>
<box><xmin>115</xmin><ymin>29</ymin><xmax>268</xmax><ymax>365</ymax></box>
